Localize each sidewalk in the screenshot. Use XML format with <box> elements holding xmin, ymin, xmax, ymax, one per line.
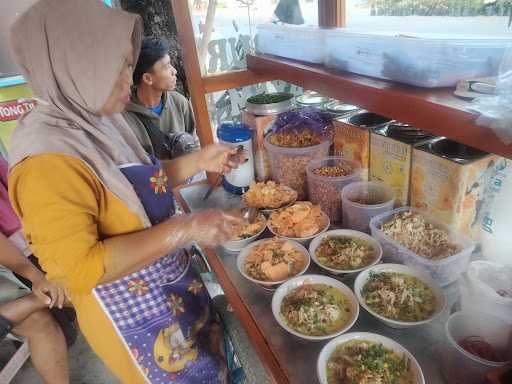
<box><xmin>0</xmin><ymin>333</ymin><xmax>118</xmax><ymax>384</ymax></box>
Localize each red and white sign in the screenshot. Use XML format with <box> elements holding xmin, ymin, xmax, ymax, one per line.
<box><xmin>0</xmin><ymin>99</ymin><xmax>35</xmax><ymax>122</ymax></box>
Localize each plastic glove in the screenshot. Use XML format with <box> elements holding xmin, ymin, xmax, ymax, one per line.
<box><xmin>100</xmin><ymin>208</ymin><xmax>245</xmax><ymax>284</ymax></box>
<box><xmin>180</xmin><ymin>208</ymin><xmax>245</xmax><ymax>248</ymax></box>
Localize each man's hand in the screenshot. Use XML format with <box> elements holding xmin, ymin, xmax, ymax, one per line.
<box><xmin>32</xmin><ymin>276</ymin><xmax>70</xmax><ymax>309</ymax></box>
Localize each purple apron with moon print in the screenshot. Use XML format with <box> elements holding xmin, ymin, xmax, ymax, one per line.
<box><xmin>93</xmin><ymin>156</ymin><xmax>224</xmax><ymax>383</ymax></box>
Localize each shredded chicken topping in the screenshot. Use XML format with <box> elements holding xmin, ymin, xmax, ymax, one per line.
<box><xmin>362</xmin><ymin>272</ymin><xmax>437</xmax><ymax>322</ymax></box>
<box><xmin>316</xmin><ymin>236</ymin><xmax>376</xmax><ymax>270</ymax></box>
<box><xmin>381</xmin><ymin>211</ymin><xmax>461</xmax><ymax>260</ymax></box>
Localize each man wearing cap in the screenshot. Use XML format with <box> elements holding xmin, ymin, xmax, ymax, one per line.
<box><xmin>123</xmin><ymin>37</ymin><xmax>198</xmax><ymax>160</ymax></box>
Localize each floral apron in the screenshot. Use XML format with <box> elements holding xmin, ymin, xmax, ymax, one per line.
<box><xmin>93</xmin><ymin>157</ymin><xmax>224</xmax><ymax>383</ymax></box>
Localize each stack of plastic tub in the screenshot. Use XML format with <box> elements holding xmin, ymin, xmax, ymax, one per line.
<box><xmin>255</xmin><ymin>23</ymin><xmax>325</xmax><ymax>64</ymax></box>
<box><xmin>323</xmin><ymin>29</ymin><xmax>509</xmax><ymax>88</ymax></box>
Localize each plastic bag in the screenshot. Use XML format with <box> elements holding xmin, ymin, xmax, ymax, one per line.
<box><xmin>460</xmin><ymin>261</ymin><xmax>512</xmax><ymax>324</ymax></box>
<box><xmin>470</xmin><ymin>45</ymin><xmax>512</xmax><ymax>145</ymax></box>
<box><xmin>271</xmin><ymin>107</ymin><xmax>333</xmax><ymax>135</ymax></box>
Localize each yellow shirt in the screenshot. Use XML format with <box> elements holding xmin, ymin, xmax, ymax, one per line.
<box><xmin>9</xmin><ymin>153</ymin><xmax>147</xmax><ymax>383</ymax></box>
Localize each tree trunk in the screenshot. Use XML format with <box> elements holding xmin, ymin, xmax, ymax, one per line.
<box><xmin>198</xmin><ymin>0</ymin><xmax>217</xmax><ymax>72</ymax></box>
<box><xmin>118</xmin><ymin>0</ymin><xmax>189</xmax><ymax>97</ymax></box>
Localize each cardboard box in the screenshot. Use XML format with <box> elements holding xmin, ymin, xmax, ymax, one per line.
<box><xmin>370</xmin><ymin>123</ymin><xmax>436</xmax><ymax>206</ymax></box>
<box><xmin>411</xmin><ymin>138</ymin><xmax>499</xmax><ymax>240</ymax></box>
<box><xmin>334</xmin><ymin>111</ymin><xmax>391</xmax><ymax>181</ymax></box>
<box><xmin>242</xmin><ymin>111</ymin><xmax>278</xmax><ymax>182</ymax></box>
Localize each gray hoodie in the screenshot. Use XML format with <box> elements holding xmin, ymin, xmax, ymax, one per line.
<box><xmin>123</xmin><ymin>90</ymin><xmax>196</xmax><ymax>158</ymax></box>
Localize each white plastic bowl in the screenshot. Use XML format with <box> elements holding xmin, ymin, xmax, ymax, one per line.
<box><xmin>271</xmin><ymin>274</ymin><xmax>359</xmax><ymax>341</ymax></box>
<box><xmin>222</xmin><ymin>214</ymin><xmax>267</xmax><ymax>252</ymax></box>
<box><xmin>237</xmin><ymin>238</ymin><xmax>311</xmax><ymax>288</ymax></box>
<box><xmin>317</xmin><ymin>332</ymin><xmax>425</xmax><ymax>384</ymax></box>
<box><xmin>268</xmin><ymin>211</ymin><xmax>331</xmax><ymax>246</ymax></box>
<box><xmin>308</xmin><ymin>229</ymin><xmax>383</xmax><ymax>275</ymax></box>
<box><xmin>354</xmin><ymin>263</ymin><xmax>446</xmax><ymax>329</ymax></box>
<box><xmin>441</xmin><ymin>311</ymin><xmax>509</xmax><ymax>384</ymax></box>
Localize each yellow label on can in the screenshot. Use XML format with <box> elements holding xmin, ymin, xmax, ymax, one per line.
<box><xmin>334</xmin><ymin>121</ymin><xmax>369</xmax><ymax>180</ymax></box>
<box><xmin>370</xmin><ymin>133</ymin><xmax>412</xmax><ymax>206</ymax></box>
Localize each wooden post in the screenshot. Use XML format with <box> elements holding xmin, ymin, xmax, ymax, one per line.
<box><xmin>318</xmin><ymin>0</ymin><xmax>346</xmax><ymax>28</ymax></box>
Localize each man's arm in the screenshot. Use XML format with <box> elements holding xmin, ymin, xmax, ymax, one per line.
<box><xmin>0</xmin><ymin>233</ymin><xmax>69</xmax><ymax>308</ymax></box>
<box><xmin>0</xmin><ymin>233</ymin><xmax>44</xmax><ymax>284</ymax></box>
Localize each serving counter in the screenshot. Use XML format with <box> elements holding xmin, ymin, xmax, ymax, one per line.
<box><xmin>175</xmin><ymin>181</ymin><xmax>460</xmax><ymax>384</ymax></box>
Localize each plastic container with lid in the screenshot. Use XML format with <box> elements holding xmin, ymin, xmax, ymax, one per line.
<box><xmin>245</xmin><ymin>92</ymin><xmax>294</xmax><ymax>116</ymax></box>
<box><xmin>264</xmin><ymin>136</ymin><xmax>332</xmax><ymax>200</ymax></box>
<box><xmin>341</xmin><ymin>181</ymin><xmax>395</xmax><ymax>233</ymax></box>
<box><xmin>369</xmin><ymin>207</ymin><xmax>476</xmax><ymax>286</ymax></box>
<box><xmin>324</xmin><ymin>100</ymin><xmax>360</xmax><ymax>118</ymax></box>
<box><xmin>307</xmin><ymin>157</ymin><xmax>362</xmax><ymax>223</ymax></box>
<box><xmin>295</xmin><ymin>92</ymin><xmax>330</xmax><ymax>109</ymax></box>
<box><xmin>255</xmin><ymin>23</ymin><xmax>325</xmax><ymax>64</ymax></box>
<box><xmin>324</xmin><ymin>29</ymin><xmax>509</xmax><ymax>88</ymax></box>
<box><xmin>217</xmin><ymin>122</ymin><xmax>255</xmax><ymax>195</ymax></box>
<box><xmin>440</xmin><ymin>311</ymin><xmax>510</xmax><ymax>384</ymax></box>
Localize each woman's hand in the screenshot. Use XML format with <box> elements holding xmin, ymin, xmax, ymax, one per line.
<box><xmin>198</xmin><ymin>144</ymin><xmax>247</xmax><ymax>174</ymax></box>
<box><xmin>188</xmin><ymin>208</ymin><xmax>245</xmax><ymax>248</ymax></box>
<box><xmin>31</xmin><ymin>276</ymin><xmax>71</xmax><ymax>309</ymax></box>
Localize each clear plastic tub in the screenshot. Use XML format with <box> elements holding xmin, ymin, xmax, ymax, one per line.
<box><xmin>341</xmin><ymin>181</ymin><xmax>395</xmax><ymax>233</ymax></box>
<box><xmin>369</xmin><ymin>207</ymin><xmax>475</xmax><ymax>286</ymax></box>
<box><xmin>256</xmin><ymin>24</ymin><xmax>325</xmax><ymax>64</ymax></box>
<box><xmin>307</xmin><ymin>157</ymin><xmax>361</xmax><ymax>223</ymax></box>
<box><xmin>264</xmin><ymin>137</ymin><xmax>332</xmax><ymax>200</ymax></box>
<box><xmin>324</xmin><ymin>29</ymin><xmax>509</xmax><ymax>88</ymax></box>
<box><xmin>440</xmin><ymin>311</ymin><xmax>509</xmax><ymax>384</ymax></box>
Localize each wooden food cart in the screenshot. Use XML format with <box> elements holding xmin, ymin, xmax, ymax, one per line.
<box><xmin>170</xmin><ymin>1</ymin><xmax>511</xmax><ymax>383</ymax></box>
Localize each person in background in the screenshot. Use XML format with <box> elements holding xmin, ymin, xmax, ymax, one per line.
<box><xmin>123</xmin><ymin>37</ymin><xmax>198</xmax><ymax>161</ymax></box>
<box><xmin>274</xmin><ymin>0</ymin><xmax>304</xmax><ymax>25</ymax></box>
<box><xmin>0</xmin><ymin>154</ymin><xmax>69</xmax><ymax>384</ymax></box>
<box><xmin>8</xmin><ymin>1</ymin><xmax>244</xmax><ymax>383</ymax></box>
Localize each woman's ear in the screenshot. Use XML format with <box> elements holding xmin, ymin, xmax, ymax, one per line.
<box><xmin>142</xmin><ymin>72</ymin><xmax>153</xmax><ymax>86</ymax></box>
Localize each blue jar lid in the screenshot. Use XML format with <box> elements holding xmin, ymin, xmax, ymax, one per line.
<box><xmin>217</xmin><ymin>122</ymin><xmax>252</xmax><ymax>143</ymax></box>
